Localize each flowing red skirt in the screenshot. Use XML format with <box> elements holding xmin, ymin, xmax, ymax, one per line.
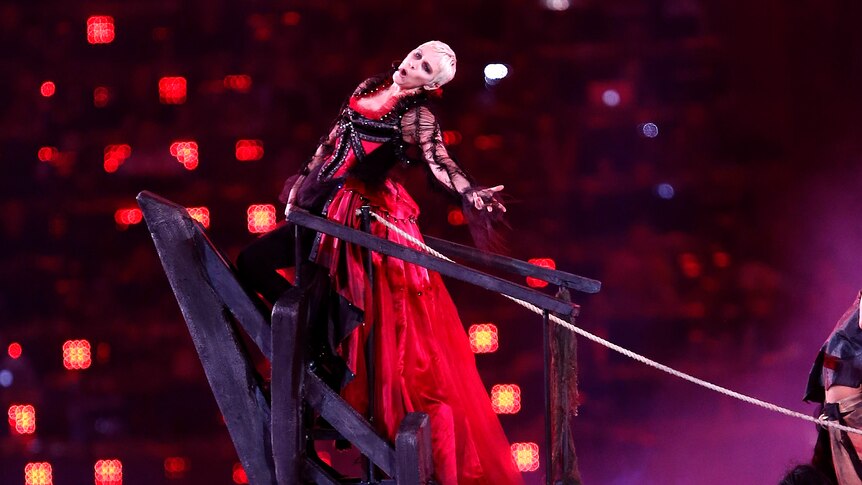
<box><xmin>313</xmin><ymin>177</ymin><xmax>524</xmax><ymax>485</ymax></box>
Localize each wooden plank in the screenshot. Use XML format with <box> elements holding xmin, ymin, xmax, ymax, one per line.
<box><xmin>287</xmin><ymin>208</ymin><xmax>578</xmax><ymax>317</ymax></box>
<box><xmin>302</xmin><ymin>459</ymin><xmax>341</xmax><ymax>485</ymax></box>
<box><xmin>137</xmin><ymin>191</ymin><xmax>277</xmax><ymax>485</ymax></box>
<box><xmin>424</xmin><ymin>235</ymin><xmax>601</xmax><ymax>294</ymax></box>
<box><xmin>271</xmin><ymin>287</ymin><xmax>308</xmax><ymax>485</ymax></box>
<box><xmin>304</xmin><ymin>370</ymin><xmax>397</xmax><ymax>477</ymax></box>
<box><xmin>395</xmin><ymin>413</ymin><xmax>434</xmax><ymax>484</ymax></box>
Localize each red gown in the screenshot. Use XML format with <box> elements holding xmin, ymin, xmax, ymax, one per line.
<box><xmin>305</xmin><ymin>92</ymin><xmax>523</xmax><ymax>484</ymax></box>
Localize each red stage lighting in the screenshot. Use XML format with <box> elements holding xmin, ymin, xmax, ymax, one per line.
<box><xmin>63</xmin><ymin>339</ymin><xmax>92</xmax><ymax>370</ymax></box>
<box><xmin>169</xmin><ymin>141</ymin><xmax>199</xmax><ymax>170</ymax></box>
<box><xmin>491</xmin><ymin>384</ymin><xmax>521</xmax><ymax>414</ymax></box>
<box><xmin>159</xmin><ymin>77</ymin><xmax>187</xmax><ymax>104</ymax></box>
<box><xmin>526</xmin><ymin>258</ymin><xmax>556</xmax><ymax>288</ymax></box>
<box><xmin>186</xmin><ymin>207</ymin><xmax>211</xmax><ymax>228</ymax></box>
<box><xmin>87</xmin><ymin>16</ymin><xmax>115</xmax><ymax>44</ymax></box>
<box><xmin>442</xmin><ymin>130</ymin><xmax>462</xmax><ymax>146</ymax></box>
<box><xmin>8</xmin><ymin>342</ymin><xmax>22</xmax><ymax>359</ymax></box>
<box><xmin>713</xmin><ymin>251</ymin><xmax>731</xmax><ymax>269</ymax></box>
<box><xmin>24</xmin><ymin>462</ymin><xmax>52</xmax><ymax>485</ymax></box>
<box><xmin>223</xmin><ymin>75</ymin><xmax>252</xmax><ymax>93</ymax></box>
<box><xmin>114</xmin><ymin>208</ymin><xmax>143</xmax><ymax>227</ymax></box>
<box><xmin>447</xmin><ymin>208</ymin><xmax>465</xmax><ymax>226</ymax></box>
<box><xmin>474</xmin><ymin>134</ymin><xmax>503</xmax><ymax>151</ymax></box>
<box><xmin>511</xmin><ymin>442</ymin><xmax>540</xmax><ymax>472</ymax></box>
<box><xmin>164</xmin><ymin>457</ymin><xmax>189</xmax><ymax>479</ymax></box>
<box><xmin>247</xmin><ymin>204</ymin><xmax>276</xmax><ymax>233</ymax></box>
<box><xmin>94</xmin><ymin>459</ymin><xmax>122</xmax><ymax>485</ymax></box>
<box><xmin>104</xmin><ymin>144</ymin><xmax>131</xmax><ymax>173</ymax></box>
<box><xmin>468</xmin><ymin>323</ymin><xmax>498</xmax><ymax>353</ymax></box>
<box><xmin>235</xmin><ymin>140</ymin><xmax>264</xmax><ymax>161</ymax></box>
<box><xmin>232</xmin><ymin>463</ymin><xmax>248</xmax><ymax>484</ymax></box>
<box><xmin>38</xmin><ymin>147</ymin><xmax>58</xmax><ymax>162</ymax></box>
<box><xmin>40</xmin><ymin>82</ymin><xmax>56</xmax><ymax>97</ymax></box>
<box><xmin>678</xmin><ymin>252</ymin><xmax>701</xmax><ymax>278</ymax></box>
<box><xmin>282</xmin><ymin>11</ymin><xmax>301</xmax><ymax>26</ymax></box>
<box><xmin>8</xmin><ymin>404</ymin><xmax>36</xmax><ymax>434</ymax></box>
<box><xmin>94</xmin><ymin>86</ymin><xmax>110</xmax><ymax>107</ymax></box>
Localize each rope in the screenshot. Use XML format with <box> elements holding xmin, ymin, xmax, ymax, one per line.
<box><xmin>360</xmin><ymin>208</ymin><xmax>862</xmax><ymax>436</ymax></box>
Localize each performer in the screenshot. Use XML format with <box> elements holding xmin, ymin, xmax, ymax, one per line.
<box><xmin>237</xmin><ymin>41</ymin><xmax>523</xmax><ymax>484</ymax></box>
<box><xmin>805</xmin><ymin>291</ymin><xmax>862</xmax><ymax>484</ymax></box>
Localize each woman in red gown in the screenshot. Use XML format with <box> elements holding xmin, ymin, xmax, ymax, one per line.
<box><xmin>238</xmin><ymin>41</ymin><xmax>522</xmax><ymax>484</ymax></box>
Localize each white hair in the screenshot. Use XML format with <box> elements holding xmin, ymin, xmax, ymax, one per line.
<box><xmin>418</xmin><ymin>40</ymin><xmax>457</xmax><ymax>89</ymax></box>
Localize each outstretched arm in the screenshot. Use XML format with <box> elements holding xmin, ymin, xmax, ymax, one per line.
<box><xmin>401</xmin><ymin>105</ymin><xmax>505</xmax><ymax>212</ymax></box>
<box><xmin>285</xmin><ymin>124</ymin><xmax>339</xmax><ymax>215</ymax></box>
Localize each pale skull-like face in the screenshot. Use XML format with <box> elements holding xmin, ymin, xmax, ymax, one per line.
<box><xmin>392</xmin><ymin>44</ymin><xmax>446</xmax><ymax>90</ymax></box>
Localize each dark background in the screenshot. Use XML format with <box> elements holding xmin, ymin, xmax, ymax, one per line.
<box><xmin>2</xmin><ymin>0</ymin><xmax>862</xmax><ymax>483</ymax></box>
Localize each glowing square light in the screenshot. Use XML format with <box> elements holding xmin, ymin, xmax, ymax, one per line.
<box><xmin>8</xmin><ymin>342</ymin><xmax>22</xmax><ymax>359</ymax></box>
<box><xmin>526</xmin><ymin>258</ymin><xmax>556</xmax><ymax>288</ymax></box>
<box><xmin>94</xmin><ymin>86</ymin><xmax>110</xmax><ymax>107</ymax></box>
<box><xmin>232</xmin><ymin>463</ymin><xmax>248</xmax><ymax>484</ymax></box>
<box><xmin>223</xmin><ymin>75</ymin><xmax>252</xmax><ymax>93</ymax></box>
<box><xmin>94</xmin><ymin>459</ymin><xmax>122</xmax><ymax>485</ymax></box>
<box><xmin>40</xmin><ymin>81</ymin><xmax>56</xmax><ymax>97</ymax></box>
<box><xmin>186</xmin><ymin>207</ymin><xmax>210</xmax><ymax>228</ymax></box>
<box><xmin>282</xmin><ymin>11</ymin><xmax>301</xmax><ymax>26</ymax></box>
<box><xmin>490</xmin><ymin>384</ymin><xmax>521</xmax><ymax>414</ymax></box>
<box><xmin>87</xmin><ymin>16</ymin><xmax>115</xmax><ymax>44</ymax></box>
<box><xmin>170</xmin><ymin>141</ymin><xmax>198</xmax><ymax>170</ymax></box>
<box><xmin>63</xmin><ymin>339</ymin><xmax>92</xmax><ymax>370</ymax></box>
<box><xmin>159</xmin><ymin>77</ymin><xmax>187</xmax><ymax>104</ymax></box>
<box><xmin>468</xmin><ymin>323</ymin><xmax>498</xmax><ymax>353</ymax></box>
<box><xmin>247</xmin><ymin>204</ymin><xmax>276</xmax><ymax>233</ymax></box>
<box><xmin>511</xmin><ymin>442</ymin><xmax>540</xmax><ymax>472</ymax></box>
<box><xmin>235</xmin><ymin>139</ymin><xmax>264</xmax><ymax>161</ymax></box>
<box><xmin>25</xmin><ymin>462</ymin><xmax>52</xmax><ymax>485</ymax></box>
<box><xmin>104</xmin><ymin>144</ymin><xmax>131</xmax><ymax>173</ymax></box>
<box><xmin>8</xmin><ymin>404</ymin><xmax>36</xmax><ymax>434</ymax></box>
<box><xmin>164</xmin><ymin>457</ymin><xmax>189</xmax><ymax>479</ymax></box>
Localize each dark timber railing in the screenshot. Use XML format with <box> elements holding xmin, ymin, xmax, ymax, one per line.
<box><xmin>138</xmin><ymin>190</ymin><xmax>600</xmax><ymax>485</ymax></box>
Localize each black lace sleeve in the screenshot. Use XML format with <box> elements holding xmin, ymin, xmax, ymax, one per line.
<box><xmin>401</xmin><ymin>104</ymin><xmax>507</xmax><ymax>252</ymax></box>
<box><xmin>401</xmin><ymin>105</ymin><xmax>473</xmax><ymax>194</ymax></box>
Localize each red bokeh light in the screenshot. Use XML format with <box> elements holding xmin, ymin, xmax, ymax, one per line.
<box><xmin>713</xmin><ymin>251</ymin><xmax>731</xmax><ymax>269</ymax></box>
<box><xmin>282</xmin><ymin>11</ymin><xmax>301</xmax><ymax>26</ymax></box>
<box><xmin>468</xmin><ymin>323</ymin><xmax>498</xmax><ymax>353</ymax></box>
<box><xmin>447</xmin><ymin>207</ymin><xmax>465</xmax><ymax>226</ymax></box>
<box><xmin>96</xmin><ymin>342</ymin><xmax>111</xmax><ymax>364</ymax></box>
<box><xmin>63</xmin><ymin>339</ymin><xmax>92</xmax><ymax>370</ymax></box>
<box><xmin>247</xmin><ymin>204</ymin><xmax>276</xmax><ymax>233</ymax></box>
<box><xmin>40</xmin><ymin>81</ymin><xmax>56</xmax><ymax>97</ymax></box>
<box><xmin>8</xmin><ymin>342</ymin><xmax>22</xmax><ymax>359</ymax></box>
<box><xmin>235</xmin><ymin>139</ymin><xmax>264</xmax><ymax>161</ymax></box>
<box><xmin>442</xmin><ymin>130</ymin><xmax>462</xmax><ymax>145</ymax></box>
<box><xmin>490</xmin><ymin>384</ymin><xmax>522</xmax><ymax>414</ymax></box>
<box><xmin>104</xmin><ymin>144</ymin><xmax>131</xmax><ymax>173</ymax></box>
<box><xmin>526</xmin><ymin>258</ymin><xmax>556</xmax><ymax>288</ymax></box>
<box><xmin>186</xmin><ymin>207</ymin><xmax>211</xmax><ymax>228</ymax></box>
<box><xmin>24</xmin><ymin>462</ymin><xmax>52</xmax><ymax>485</ymax></box>
<box><xmin>94</xmin><ymin>459</ymin><xmax>122</xmax><ymax>485</ymax></box>
<box><xmin>159</xmin><ymin>77</ymin><xmax>187</xmax><ymax>104</ymax></box>
<box><xmin>94</xmin><ymin>86</ymin><xmax>111</xmax><ymax>107</ymax></box>
<box><xmin>170</xmin><ymin>141</ymin><xmax>199</xmax><ymax>170</ymax></box>
<box><xmin>164</xmin><ymin>457</ymin><xmax>189</xmax><ymax>479</ymax></box>
<box><xmin>38</xmin><ymin>147</ymin><xmax>58</xmax><ymax>162</ymax></box>
<box><xmin>678</xmin><ymin>252</ymin><xmax>702</xmax><ymax>278</ymax></box>
<box><xmin>114</xmin><ymin>208</ymin><xmax>143</xmax><ymax>227</ymax></box>
<box><xmin>511</xmin><ymin>442</ymin><xmax>540</xmax><ymax>472</ymax></box>
<box><xmin>232</xmin><ymin>463</ymin><xmax>248</xmax><ymax>484</ymax></box>
<box><xmin>8</xmin><ymin>404</ymin><xmax>36</xmax><ymax>434</ymax></box>
<box><xmin>223</xmin><ymin>75</ymin><xmax>252</xmax><ymax>93</ymax></box>
<box><xmin>474</xmin><ymin>134</ymin><xmax>503</xmax><ymax>151</ymax></box>
<box><xmin>87</xmin><ymin>16</ymin><xmax>115</xmax><ymax>44</ymax></box>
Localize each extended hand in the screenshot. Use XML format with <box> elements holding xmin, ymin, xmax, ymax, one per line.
<box><xmin>469</xmin><ymin>185</ymin><xmax>506</xmax><ymax>213</ymax></box>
